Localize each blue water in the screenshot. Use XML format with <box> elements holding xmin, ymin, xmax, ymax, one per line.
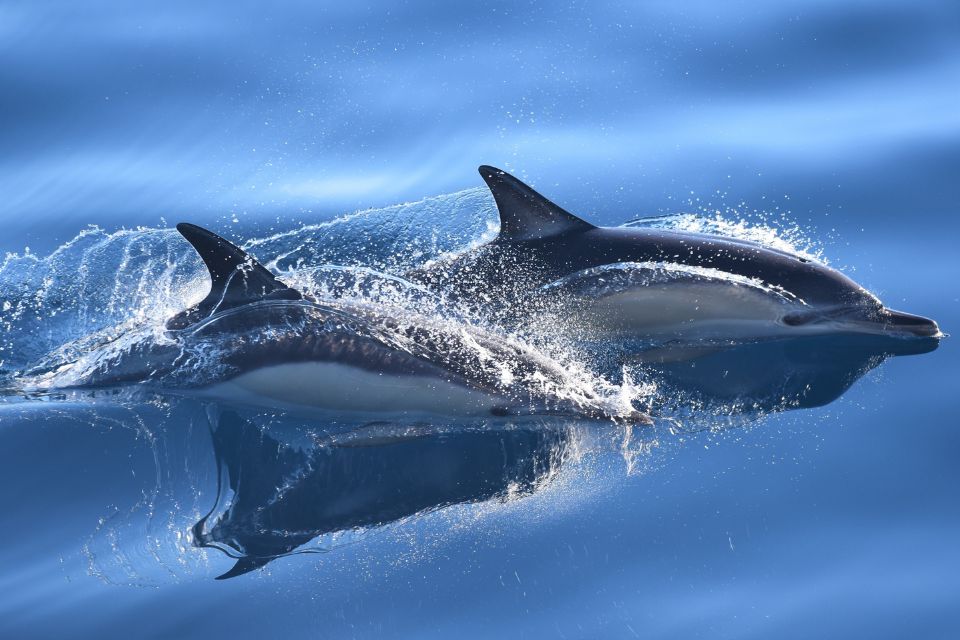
<box><xmin>2</xmin><ymin>1</ymin><xmax>959</xmax><ymax>638</ymax></box>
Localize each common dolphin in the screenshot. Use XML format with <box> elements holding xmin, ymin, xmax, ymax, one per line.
<box><xmin>410</xmin><ymin>166</ymin><xmax>941</xmax><ymax>345</ymax></box>
<box><xmin>194</xmin><ymin>411</ymin><xmax>568</xmax><ymax>578</ymax></box>
<box><xmin>33</xmin><ymin>223</ymin><xmax>645</xmax><ymax>421</ymax></box>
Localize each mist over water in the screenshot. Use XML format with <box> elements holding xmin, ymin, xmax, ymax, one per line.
<box><xmin>1</xmin><ymin>0</ymin><xmax>958</xmax><ymax>638</ymax></box>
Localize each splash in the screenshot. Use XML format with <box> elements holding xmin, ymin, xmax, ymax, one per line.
<box><xmin>0</xmin><ymin>188</ymin><xmax>833</xmax><ymax>423</ymax></box>
<box><xmin>244</xmin><ymin>187</ymin><xmax>498</xmax><ymax>274</ymax></box>
<box><xmin>625</xmin><ymin>210</ymin><xmax>826</xmax><ymax>264</ymax></box>
<box><xmin>0</xmin><ymin>190</ymin><xmax>496</xmax><ymax>383</ymax></box>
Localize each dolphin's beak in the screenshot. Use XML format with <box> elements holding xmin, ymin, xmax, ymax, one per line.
<box><xmin>782</xmin><ymin>305</ymin><xmax>941</xmax><ymax>341</ymax></box>
<box><xmin>881</xmin><ymin>308</ymin><xmax>941</xmax><ymax>338</ymax></box>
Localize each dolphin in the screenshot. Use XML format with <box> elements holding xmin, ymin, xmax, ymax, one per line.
<box><xmin>35</xmin><ymin>223</ymin><xmax>644</xmax><ymax>421</ymax></box>
<box><xmin>410</xmin><ymin>166</ymin><xmax>941</xmax><ymax>346</ymax></box>
<box><xmin>194</xmin><ymin>411</ymin><xmax>568</xmax><ymax>579</ymax></box>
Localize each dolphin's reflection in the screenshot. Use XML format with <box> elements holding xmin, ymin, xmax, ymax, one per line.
<box><xmin>633</xmin><ymin>334</ymin><xmax>939</xmax><ymax>411</ymax></box>
<box><xmin>191</xmin><ymin>335</ymin><xmax>937</xmax><ymax>579</ymax></box>
<box><xmin>193</xmin><ymin>411</ymin><xmax>569</xmax><ymax>579</ymax></box>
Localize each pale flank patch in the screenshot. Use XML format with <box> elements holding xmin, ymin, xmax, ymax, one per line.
<box><xmin>206</xmin><ymin>361</ymin><xmax>497</xmax><ymax>416</ymax></box>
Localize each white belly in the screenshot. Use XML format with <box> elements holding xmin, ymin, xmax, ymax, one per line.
<box><xmin>204</xmin><ymin>362</ymin><xmax>497</xmax><ymax>416</ymax></box>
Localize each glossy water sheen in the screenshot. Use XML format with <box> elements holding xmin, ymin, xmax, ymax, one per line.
<box><xmin>1</xmin><ymin>1</ymin><xmax>959</xmax><ymax>638</ymax></box>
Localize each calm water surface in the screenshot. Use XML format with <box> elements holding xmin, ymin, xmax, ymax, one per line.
<box><xmin>1</xmin><ymin>1</ymin><xmax>958</xmax><ymax>638</ymax></box>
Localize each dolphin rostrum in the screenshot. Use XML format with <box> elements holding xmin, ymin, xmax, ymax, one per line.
<box><xmin>33</xmin><ymin>223</ymin><xmax>645</xmax><ymax>421</ymax></box>
<box><xmin>410</xmin><ymin>166</ymin><xmax>940</xmax><ymax>346</ymax></box>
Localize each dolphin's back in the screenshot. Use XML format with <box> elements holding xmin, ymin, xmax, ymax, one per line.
<box><xmin>415</xmin><ymin>166</ymin><xmax>876</xmax><ymax>311</ymax></box>
<box><xmin>567</xmin><ymin>226</ymin><xmax>872</xmax><ymax>308</ymax></box>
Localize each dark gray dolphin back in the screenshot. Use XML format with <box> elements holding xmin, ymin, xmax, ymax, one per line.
<box><xmin>167</xmin><ymin>223</ymin><xmax>302</xmax><ymax>330</ymax></box>
<box><xmin>479</xmin><ymin>165</ymin><xmax>595</xmax><ymax>241</ymax></box>
<box><xmin>470</xmin><ymin>166</ymin><xmax>876</xmax><ymax>310</ymax></box>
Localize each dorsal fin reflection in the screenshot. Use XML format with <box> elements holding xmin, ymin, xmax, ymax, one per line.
<box><xmin>193</xmin><ymin>411</ymin><xmax>569</xmax><ymax>579</ymax></box>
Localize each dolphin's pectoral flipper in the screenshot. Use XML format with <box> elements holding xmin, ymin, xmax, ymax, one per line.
<box><xmin>478</xmin><ymin>165</ymin><xmax>595</xmax><ymax>241</ymax></box>
<box><xmin>168</xmin><ymin>223</ymin><xmax>302</xmax><ymax>330</ymax></box>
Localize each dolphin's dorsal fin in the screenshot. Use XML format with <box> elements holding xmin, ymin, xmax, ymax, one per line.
<box><xmin>167</xmin><ymin>223</ymin><xmax>301</xmax><ymax>330</ymax></box>
<box><xmin>479</xmin><ymin>165</ymin><xmax>594</xmax><ymax>241</ymax></box>
<box><xmin>215</xmin><ymin>556</ymin><xmax>274</xmax><ymax>580</ymax></box>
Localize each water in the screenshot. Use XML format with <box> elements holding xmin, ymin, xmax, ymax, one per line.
<box><xmin>2</xmin><ymin>1</ymin><xmax>959</xmax><ymax>638</ymax></box>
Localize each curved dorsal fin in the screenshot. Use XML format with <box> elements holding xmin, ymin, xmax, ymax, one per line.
<box><xmin>215</xmin><ymin>556</ymin><xmax>274</xmax><ymax>580</ymax></box>
<box><xmin>478</xmin><ymin>165</ymin><xmax>594</xmax><ymax>241</ymax></box>
<box><xmin>167</xmin><ymin>223</ymin><xmax>301</xmax><ymax>330</ymax></box>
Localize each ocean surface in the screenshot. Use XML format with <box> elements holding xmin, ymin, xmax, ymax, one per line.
<box><xmin>1</xmin><ymin>1</ymin><xmax>958</xmax><ymax>638</ymax></box>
